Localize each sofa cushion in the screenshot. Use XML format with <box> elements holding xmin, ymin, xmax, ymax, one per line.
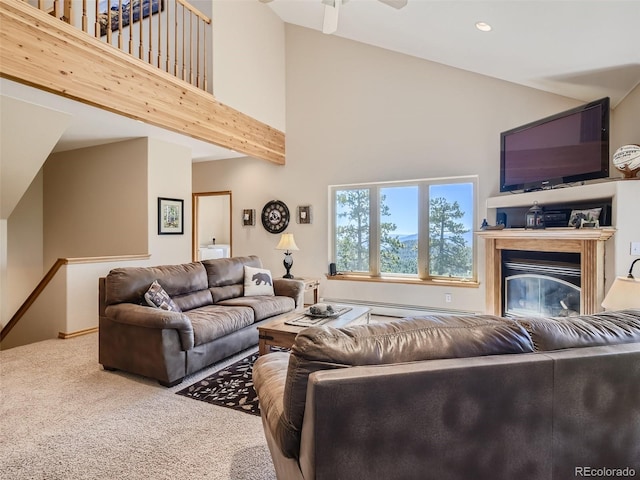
<box><xmin>105</xmin><ymin>262</ymin><xmax>208</xmax><ymax>306</ymax></box>
<box><xmin>184</xmin><ymin>305</ymin><xmax>254</xmax><ymax>346</ymax></box>
<box><xmin>218</xmin><ymin>295</ymin><xmax>295</xmax><ymax>321</ymax></box>
<box><xmin>515</xmin><ymin>309</ymin><xmax>640</xmax><ymax>352</ymax></box>
<box><xmin>144</xmin><ymin>280</ymin><xmax>181</xmax><ymax>312</ymax></box>
<box><xmin>279</xmin><ymin>314</ymin><xmax>534</xmax><ymax>458</ymax></box>
<box><xmin>203</xmin><ymin>256</ymin><xmax>262</xmax><ymax>302</ymax></box>
<box><xmin>244</xmin><ymin>266</ymin><xmax>275</xmax><ymax>296</ymax></box>
<box><xmin>209</xmin><ymin>284</ymin><xmax>244</xmax><ymax>303</ymax></box>
<box><xmin>171</xmin><ymin>289</ymin><xmax>213</xmax><ymax>312</ymax></box>
<box><xmin>203</xmin><ymin>255</ymin><xmax>262</xmax><ymax>287</ymax></box>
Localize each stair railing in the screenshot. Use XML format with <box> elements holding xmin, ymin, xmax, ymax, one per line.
<box><xmin>24</xmin><ymin>0</ymin><xmax>211</xmax><ymax>92</ymax></box>
<box><xmin>0</xmin><ymin>258</ymin><xmax>67</xmax><ymax>342</ymax></box>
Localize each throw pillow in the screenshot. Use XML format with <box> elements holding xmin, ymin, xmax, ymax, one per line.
<box><xmin>144</xmin><ymin>280</ymin><xmax>182</xmax><ymax>312</ymax></box>
<box><xmin>244</xmin><ymin>266</ymin><xmax>275</xmax><ymax>296</ymax></box>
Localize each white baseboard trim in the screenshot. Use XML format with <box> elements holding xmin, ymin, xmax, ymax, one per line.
<box><xmin>320</xmin><ymin>298</ymin><xmax>479</xmax><ymax>318</ymax></box>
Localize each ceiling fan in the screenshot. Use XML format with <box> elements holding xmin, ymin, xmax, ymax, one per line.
<box><xmin>321</xmin><ymin>0</ymin><xmax>408</xmax><ymax>34</ymax></box>
<box><xmin>259</xmin><ymin>0</ymin><xmax>408</xmax><ymax>35</ymax></box>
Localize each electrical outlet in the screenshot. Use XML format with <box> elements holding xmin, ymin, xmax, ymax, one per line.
<box><xmin>632</xmin><ymin>242</ymin><xmax>640</xmax><ymax>256</ymax></box>
<box><xmin>445</xmin><ymin>293</ymin><xmax>452</xmax><ymax>303</ymax></box>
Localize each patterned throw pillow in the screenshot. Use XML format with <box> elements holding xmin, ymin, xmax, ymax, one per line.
<box><xmin>144</xmin><ymin>280</ymin><xmax>182</xmax><ymax>312</ymax></box>
<box><xmin>244</xmin><ymin>266</ymin><xmax>275</xmax><ymax>297</ymax></box>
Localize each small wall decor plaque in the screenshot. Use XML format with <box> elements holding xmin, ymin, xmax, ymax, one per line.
<box><xmin>297</xmin><ymin>205</ymin><xmax>312</xmax><ymax>224</ymax></box>
<box><xmin>242</xmin><ymin>209</ymin><xmax>255</xmax><ymax>226</ymax></box>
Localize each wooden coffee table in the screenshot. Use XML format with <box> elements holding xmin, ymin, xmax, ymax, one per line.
<box><xmin>257</xmin><ymin>305</ymin><xmax>371</xmax><ymax>355</ymax></box>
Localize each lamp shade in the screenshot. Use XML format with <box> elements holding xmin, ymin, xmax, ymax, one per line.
<box><xmin>275</xmin><ymin>233</ymin><xmax>299</xmax><ymax>251</ymax></box>
<box><xmin>601</xmin><ymin>276</ymin><xmax>640</xmax><ymax>310</ymax></box>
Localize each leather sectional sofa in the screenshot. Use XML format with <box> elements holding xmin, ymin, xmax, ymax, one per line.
<box><xmin>99</xmin><ymin>255</ymin><xmax>303</xmax><ymax>386</ymax></box>
<box><xmin>253</xmin><ymin>310</ymin><xmax>640</xmax><ymax>480</ymax></box>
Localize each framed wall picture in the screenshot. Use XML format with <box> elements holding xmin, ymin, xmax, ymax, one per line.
<box><xmin>99</xmin><ymin>0</ymin><xmax>165</xmax><ymax>37</ymax></box>
<box><xmin>297</xmin><ymin>205</ymin><xmax>312</xmax><ymax>224</ymax></box>
<box><xmin>158</xmin><ymin>197</ymin><xmax>184</xmax><ymax>234</ymax></box>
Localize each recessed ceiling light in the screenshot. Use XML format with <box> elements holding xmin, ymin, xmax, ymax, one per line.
<box><xmin>475</xmin><ymin>22</ymin><xmax>492</xmax><ymax>32</ymax></box>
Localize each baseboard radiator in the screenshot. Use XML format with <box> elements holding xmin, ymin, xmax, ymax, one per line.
<box><xmin>320</xmin><ymin>298</ymin><xmax>479</xmax><ymax>318</ymax></box>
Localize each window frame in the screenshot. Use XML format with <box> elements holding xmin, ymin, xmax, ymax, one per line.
<box><xmin>330</xmin><ymin>175</ymin><xmax>478</xmax><ymax>283</ymax></box>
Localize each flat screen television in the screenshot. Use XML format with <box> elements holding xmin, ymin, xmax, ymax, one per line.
<box><xmin>500</xmin><ymin>97</ymin><xmax>610</xmax><ymax>192</ymax></box>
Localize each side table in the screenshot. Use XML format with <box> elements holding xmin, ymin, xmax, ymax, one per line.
<box><xmin>294</xmin><ymin>276</ymin><xmax>320</xmax><ymax>305</ymax></box>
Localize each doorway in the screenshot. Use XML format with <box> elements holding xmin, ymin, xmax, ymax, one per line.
<box><xmin>192</xmin><ymin>191</ymin><xmax>232</xmax><ymax>262</ymax></box>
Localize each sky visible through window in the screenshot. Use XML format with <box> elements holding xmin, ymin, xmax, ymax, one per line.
<box><xmin>383</xmin><ymin>183</ymin><xmax>474</xmax><ymax>238</ymax></box>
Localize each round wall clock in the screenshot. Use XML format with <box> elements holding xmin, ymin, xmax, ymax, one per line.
<box><xmin>261</xmin><ymin>200</ymin><xmax>290</xmax><ymax>234</ymax></box>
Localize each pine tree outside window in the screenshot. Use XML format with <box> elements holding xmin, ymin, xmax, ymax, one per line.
<box><xmin>331</xmin><ymin>177</ymin><xmax>476</xmax><ymax>282</ymax></box>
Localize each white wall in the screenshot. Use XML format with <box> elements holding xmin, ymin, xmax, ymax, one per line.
<box><xmin>147</xmin><ymin>138</ymin><xmax>193</xmax><ymax>265</ymax></box>
<box><xmin>197</xmin><ymin>194</ymin><xmax>231</xmax><ymax>247</ymax></box>
<box><xmin>193</xmin><ymin>25</ymin><xmax>586</xmax><ymax>314</ymax></box>
<box><xmin>3</xmin><ymin>136</ymin><xmax>194</xmax><ymax>346</ymax></box>
<box><xmin>0</xmin><ymin>219</ymin><xmax>6</xmax><ymax>329</ymax></box>
<box><xmin>0</xmin><ymin>96</ymin><xmax>68</xmax><ymax>328</ymax></box>
<box><xmin>0</xmin><ymin>96</ymin><xmax>69</xmax><ymax>219</ymax></box>
<box><xmin>609</xmin><ymin>84</ymin><xmax>640</xmax><ymax>280</ymax></box>
<box><xmin>44</xmin><ymin>139</ymin><xmax>149</xmax><ymax>267</ymax></box>
<box><xmin>610</xmin><ymin>83</ymin><xmax>640</xmax><ymax>170</ymax></box>
<box><xmin>210</xmin><ymin>0</ymin><xmax>286</xmax><ymax>131</ymax></box>
<box><xmin>6</xmin><ymin>170</ymin><xmax>44</xmax><ymax>326</ymax></box>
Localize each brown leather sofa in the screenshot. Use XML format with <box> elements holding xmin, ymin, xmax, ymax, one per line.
<box><xmin>253</xmin><ymin>310</ymin><xmax>640</xmax><ymax>480</ymax></box>
<box><xmin>99</xmin><ymin>255</ymin><xmax>303</xmax><ymax>386</ymax></box>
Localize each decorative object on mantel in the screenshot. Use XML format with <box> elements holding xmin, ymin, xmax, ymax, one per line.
<box><xmin>242</xmin><ymin>209</ymin><xmax>255</xmax><ymax>226</ymax></box>
<box><xmin>525</xmin><ymin>201</ymin><xmax>545</xmax><ymax>229</ymax></box>
<box><xmin>276</xmin><ymin>233</ymin><xmax>299</xmax><ymax>279</ymax></box>
<box><xmin>568</xmin><ymin>208</ymin><xmax>601</xmax><ymax>229</ymax></box>
<box><xmin>602</xmin><ymin>258</ymin><xmax>640</xmax><ymax>310</ymax></box>
<box><xmin>612</xmin><ymin>144</ymin><xmax>640</xmax><ymax>179</ymax></box>
<box><xmin>297</xmin><ymin>205</ymin><xmax>312</xmax><ymax>224</ymax></box>
<box><xmin>480</xmin><ymin>219</ymin><xmax>505</xmax><ymax>230</ymax></box>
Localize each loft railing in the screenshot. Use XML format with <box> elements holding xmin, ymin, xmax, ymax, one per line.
<box><xmin>26</xmin><ymin>0</ymin><xmax>211</xmax><ymax>91</ymax></box>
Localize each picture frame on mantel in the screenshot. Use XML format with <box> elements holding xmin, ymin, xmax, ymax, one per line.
<box><xmin>158</xmin><ymin>197</ymin><xmax>184</xmax><ymax>235</ymax></box>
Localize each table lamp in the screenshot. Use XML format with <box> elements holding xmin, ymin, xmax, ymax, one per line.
<box><xmin>601</xmin><ymin>259</ymin><xmax>640</xmax><ymax>310</ymax></box>
<box><xmin>276</xmin><ymin>233</ymin><xmax>299</xmax><ymax>279</ymax></box>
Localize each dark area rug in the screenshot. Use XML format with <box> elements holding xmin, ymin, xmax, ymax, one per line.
<box><xmin>176</xmin><ymin>352</ymin><xmax>261</xmax><ymax>416</ymax></box>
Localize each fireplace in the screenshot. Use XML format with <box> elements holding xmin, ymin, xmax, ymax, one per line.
<box><xmin>502</xmin><ymin>251</ymin><xmax>581</xmax><ymax>317</ymax></box>
<box><xmin>477</xmin><ymin>228</ymin><xmax>615</xmax><ymax>316</ymax></box>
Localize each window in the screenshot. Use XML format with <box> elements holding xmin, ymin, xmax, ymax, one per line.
<box><xmin>331</xmin><ymin>176</ymin><xmax>476</xmax><ymax>281</ymax></box>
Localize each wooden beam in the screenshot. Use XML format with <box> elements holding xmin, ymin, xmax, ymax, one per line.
<box><xmin>0</xmin><ymin>0</ymin><xmax>285</xmax><ymax>164</ymax></box>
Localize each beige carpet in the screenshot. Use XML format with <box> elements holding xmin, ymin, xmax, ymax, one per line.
<box><xmin>0</xmin><ymin>333</ymin><xmax>276</xmax><ymax>480</ymax></box>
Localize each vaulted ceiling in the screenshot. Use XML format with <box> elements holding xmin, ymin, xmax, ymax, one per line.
<box><xmin>2</xmin><ymin>1</ymin><xmax>638</xmax><ymax>163</ymax></box>
<box><xmin>266</xmin><ymin>0</ymin><xmax>640</xmax><ymax>107</ymax></box>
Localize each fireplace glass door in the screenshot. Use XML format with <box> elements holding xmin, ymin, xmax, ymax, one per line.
<box><xmin>505</xmin><ymin>274</ymin><xmax>581</xmax><ymax>317</ymax></box>
<box><xmin>502</xmin><ymin>250</ymin><xmax>581</xmax><ymax>318</ymax></box>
